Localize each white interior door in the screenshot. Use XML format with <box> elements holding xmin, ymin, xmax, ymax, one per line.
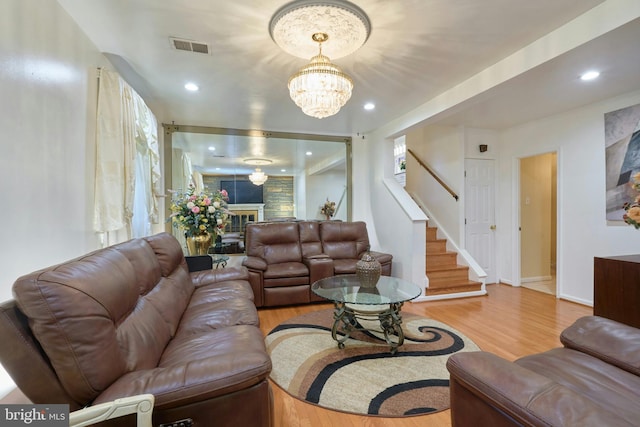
<box><xmin>465</xmin><ymin>159</ymin><xmax>497</xmax><ymax>283</ymax></box>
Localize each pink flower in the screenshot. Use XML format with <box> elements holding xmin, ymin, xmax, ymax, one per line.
<box><xmin>191</xmin><ymin>206</ymin><xmax>200</xmax><ymax>214</ymax></box>
<box><xmin>220</xmin><ymin>189</ymin><xmax>228</xmax><ymax>197</ymax></box>
<box><xmin>203</xmin><ymin>197</ymin><xmax>211</xmax><ymax>205</ymax></box>
<box><xmin>189</xmin><ymin>195</ymin><xmax>197</xmax><ymax>201</ymax></box>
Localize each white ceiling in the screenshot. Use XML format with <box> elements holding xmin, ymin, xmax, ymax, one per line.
<box><xmin>55</xmin><ymin>0</ymin><xmax>640</xmax><ymax>139</ymax></box>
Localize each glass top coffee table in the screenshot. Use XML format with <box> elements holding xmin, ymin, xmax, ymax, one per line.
<box><xmin>311</xmin><ymin>275</ymin><xmax>422</xmax><ymax>354</ymax></box>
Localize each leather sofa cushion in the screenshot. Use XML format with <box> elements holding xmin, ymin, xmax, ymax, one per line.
<box><xmin>560</xmin><ymin>316</ymin><xmax>640</xmax><ymax>376</ymax></box>
<box><xmin>176</xmin><ymin>298</ymin><xmax>259</xmax><ymax>335</ymax></box>
<box><xmin>246</xmin><ymin>222</ymin><xmax>302</xmax><ymax>264</ymax></box>
<box><xmin>264</xmin><ymin>276</ymin><xmax>309</xmax><ymax>288</ymax></box>
<box><xmin>264</xmin><ymin>261</ymin><xmax>308</xmax><ymax>279</ymax></box>
<box><xmin>12</xmin><ymin>233</ymin><xmax>193</xmax><ymax>406</ymax></box>
<box><xmin>320</xmin><ymin>221</ymin><xmax>369</xmax><ymax>259</ymax></box>
<box><xmin>144</xmin><ymin>232</ymin><xmax>188</xmax><ymax>277</ymax></box>
<box><xmin>189</xmin><ymin>279</ymin><xmax>254</xmax><ymax>302</ymax></box>
<box><xmin>94</xmin><ymin>325</ymin><xmax>271</xmax><ymax>408</ymax></box>
<box><xmin>299</xmin><ymin>221</ymin><xmax>323</xmax><ymax>257</ymax></box>
<box><xmin>516</xmin><ymin>347</ymin><xmax>640</xmax><ymax>424</ymax></box>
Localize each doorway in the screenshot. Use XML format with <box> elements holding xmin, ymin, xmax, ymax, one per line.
<box><xmin>519</xmin><ymin>152</ymin><xmax>557</xmax><ymax>295</ymax></box>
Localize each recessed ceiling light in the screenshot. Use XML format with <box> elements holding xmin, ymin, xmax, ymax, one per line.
<box><xmin>580</xmin><ymin>70</ymin><xmax>600</xmax><ymax>81</ymax></box>
<box><xmin>208</xmin><ymin>146</ymin><xmax>215</xmax><ymax>151</ymax></box>
<box><xmin>364</xmin><ymin>102</ymin><xmax>375</xmax><ymax>110</ymax></box>
<box><xmin>281</xmin><ymin>169</ymin><xmax>286</xmax><ymax>172</ymax></box>
<box><xmin>306</xmin><ymin>151</ymin><xmax>312</xmax><ymax>156</ymax></box>
<box><xmin>184</xmin><ymin>82</ymin><xmax>199</xmax><ymax>91</ymax></box>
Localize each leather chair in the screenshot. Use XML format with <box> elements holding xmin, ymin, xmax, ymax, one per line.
<box><xmin>243</xmin><ymin>221</ymin><xmax>310</xmax><ymax>307</ymax></box>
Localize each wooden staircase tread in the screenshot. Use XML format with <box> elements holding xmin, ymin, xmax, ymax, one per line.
<box><xmin>426</xmin><ymin>280</ymin><xmax>482</xmax><ymax>289</ymax></box>
<box><xmin>426</xmin><ymin>264</ymin><xmax>469</xmax><ymax>272</ymax></box>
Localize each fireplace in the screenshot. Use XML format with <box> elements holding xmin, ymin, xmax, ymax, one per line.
<box><xmin>227</xmin><ymin>204</ymin><xmax>265</xmax><ymax>232</ymax></box>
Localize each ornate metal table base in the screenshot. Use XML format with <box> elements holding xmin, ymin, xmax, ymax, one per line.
<box><xmin>331</xmin><ymin>301</ymin><xmax>405</xmax><ymax>354</ymax></box>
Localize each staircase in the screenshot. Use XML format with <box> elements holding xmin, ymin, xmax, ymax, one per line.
<box><xmin>426</xmin><ymin>224</ymin><xmax>483</xmax><ymax>296</ymax></box>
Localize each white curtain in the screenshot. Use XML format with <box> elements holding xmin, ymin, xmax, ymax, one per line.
<box><xmin>193</xmin><ymin>170</ymin><xmax>204</xmax><ymax>193</ymax></box>
<box><xmin>94</xmin><ymin>68</ymin><xmax>160</xmax><ymax>243</ymax></box>
<box><xmin>171</xmin><ymin>148</ymin><xmax>194</xmax><ymax>193</ymax></box>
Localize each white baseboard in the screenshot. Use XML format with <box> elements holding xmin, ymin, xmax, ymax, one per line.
<box><xmin>558</xmin><ymin>294</ymin><xmax>593</xmax><ymax>307</ymax></box>
<box><xmin>520</xmin><ymin>275</ymin><xmax>553</xmax><ymax>283</ymax></box>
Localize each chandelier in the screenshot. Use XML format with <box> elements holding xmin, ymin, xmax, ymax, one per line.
<box><xmin>288</xmin><ymin>33</ymin><xmax>353</xmax><ymax>119</ymax></box>
<box><xmin>269</xmin><ymin>0</ymin><xmax>371</xmax><ymax>119</ymax></box>
<box><xmin>249</xmin><ymin>168</ymin><xmax>268</xmax><ymax>186</ymax></box>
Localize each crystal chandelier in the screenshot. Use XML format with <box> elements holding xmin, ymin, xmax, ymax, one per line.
<box><xmin>288</xmin><ymin>33</ymin><xmax>353</xmax><ymax>119</ymax></box>
<box><xmin>269</xmin><ymin>0</ymin><xmax>371</xmax><ymax>119</ymax></box>
<box><xmin>249</xmin><ymin>168</ymin><xmax>268</xmax><ymax>186</ymax></box>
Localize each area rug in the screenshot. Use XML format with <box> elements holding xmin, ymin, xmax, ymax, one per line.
<box><xmin>265</xmin><ymin>309</ymin><xmax>480</xmax><ymax>417</ymax></box>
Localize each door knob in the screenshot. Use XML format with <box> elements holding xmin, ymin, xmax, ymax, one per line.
<box><xmin>490</xmin><ymin>225</ymin><xmax>496</xmax><ymax>230</ymax></box>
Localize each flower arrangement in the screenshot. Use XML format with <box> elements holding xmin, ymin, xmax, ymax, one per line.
<box><xmin>623</xmin><ymin>172</ymin><xmax>640</xmax><ymax>229</ymax></box>
<box><xmin>169</xmin><ymin>185</ymin><xmax>231</xmax><ymax>237</ymax></box>
<box><xmin>320</xmin><ymin>198</ymin><xmax>336</xmax><ymax>219</ymax></box>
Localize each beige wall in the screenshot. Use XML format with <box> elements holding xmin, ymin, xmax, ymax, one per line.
<box><xmin>520</xmin><ymin>153</ymin><xmax>555</xmax><ymax>279</ymax></box>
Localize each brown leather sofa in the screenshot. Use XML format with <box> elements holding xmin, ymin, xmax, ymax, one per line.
<box><xmin>242</xmin><ymin>220</ymin><xmax>392</xmax><ymax>307</ymax></box>
<box><xmin>446</xmin><ymin>316</ymin><xmax>640</xmax><ymax>426</ymax></box>
<box><xmin>0</xmin><ymin>232</ymin><xmax>273</xmax><ymax>427</ymax></box>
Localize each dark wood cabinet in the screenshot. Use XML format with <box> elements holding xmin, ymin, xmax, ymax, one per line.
<box><xmin>594</xmin><ymin>255</ymin><xmax>640</xmax><ymax>328</ymax></box>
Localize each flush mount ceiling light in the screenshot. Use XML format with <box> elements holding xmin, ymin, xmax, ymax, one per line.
<box><xmin>269</xmin><ymin>0</ymin><xmax>371</xmax><ymax>119</ymax></box>
<box><xmin>244</xmin><ymin>158</ymin><xmax>273</xmax><ymax>166</ymax></box>
<box><xmin>249</xmin><ymin>168</ymin><xmax>268</xmax><ymax>186</ymax></box>
<box><xmin>269</xmin><ymin>0</ymin><xmax>371</xmax><ymax>60</ymax></box>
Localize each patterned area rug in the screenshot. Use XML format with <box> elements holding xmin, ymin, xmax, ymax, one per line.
<box><xmin>265</xmin><ymin>308</ymin><xmax>480</xmax><ymax>417</ymax></box>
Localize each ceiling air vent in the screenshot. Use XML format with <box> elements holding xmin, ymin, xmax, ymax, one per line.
<box><xmin>169</xmin><ymin>37</ymin><xmax>210</xmax><ymax>55</ymax></box>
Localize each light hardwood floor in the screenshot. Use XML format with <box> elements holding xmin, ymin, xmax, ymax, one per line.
<box><xmin>258</xmin><ymin>283</ymin><xmax>592</xmax><ymax>427</ymax></box>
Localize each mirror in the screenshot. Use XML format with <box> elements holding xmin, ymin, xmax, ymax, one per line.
<box><xmin>163</xmin><ymin>124</ymin><xmax>352</xmax><ymax>253</ymax></box>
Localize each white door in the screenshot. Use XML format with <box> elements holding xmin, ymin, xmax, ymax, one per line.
<box><xmin>465</xmin><ymin>159</ymin><xmax>497</xmax><ymax>283</ymax></box>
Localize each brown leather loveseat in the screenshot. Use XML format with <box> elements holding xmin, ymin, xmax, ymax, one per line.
<box><xmin>0</xmin><ymin>232</ymin><xmax>273</xmax><ymax>427</ymax></box>
<box><xmin>242</xmin><ymin>220</ymin><xmax>392</xmax><ymax>307</ymax></box>
<box><xmin>446</xmin><ymin>316</ymin><xmax>640</xmax><ymax>426</ymax></box>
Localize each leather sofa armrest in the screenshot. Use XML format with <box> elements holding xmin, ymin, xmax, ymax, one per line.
<box><xmin>190</xmin><ymin>266</ymin><xmax>250</xmax><ymax>288</ymax></box>
<box><xmin>303</xmin><ymin>255</ymin><xmax>334</xmax><ymax>285</ymax></box>
<box><xmin>303</xmin><ymin>254</ymin><xmax>331</xmax><ymax>260</ymax></box>
<box><xmin>242</xmin><ymin>256</ymin><xmax>268</xmax><ymax>271</ymax></box>
<box><xmin>367</xmin><ymin>251</ymin><xmax>392</xmax><ymax>263</ymax></box>
<box><xmin>560</xmin><ymin>316</ymin><xmax>640</xmax><ymax>376</ymax></box>
<box><xmin>367</xmin><ymin>251</ymin><xmax>393</xmax><ymax>275</ymax></box>
<box><xmin>446</xmin><ymin>351</ymin><xmax>631</xmax><ymax>427</ymax></box>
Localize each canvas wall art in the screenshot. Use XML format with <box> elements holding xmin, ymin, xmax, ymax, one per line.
<box><xmin>605</xmin><ymin>103</ymin><xmax>640</xmax><ymax>222</ymax></box>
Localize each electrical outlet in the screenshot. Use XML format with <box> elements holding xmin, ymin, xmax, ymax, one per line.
<box><xmin>158</xmin><ymin>418</ymin><xmax>193</xmax><ymax>427</ymax></box>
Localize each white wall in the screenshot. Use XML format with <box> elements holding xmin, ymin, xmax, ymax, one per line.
<box><xmin>496</xmin><ymin>89</ymin><xmax>640</xmax><ymax>305</ymax></box>
<box><xmin>0</xmin><ymin>0</ymin><xmax>112</xmax><ymax>397</ymax></box>
<box><xmin>362</xmin><ymin>128</ymin><xmax>428</xmax><ymax>287</ymax></box>
<box><xmin>406</xmin><ymin>125</ymin><xmax>464</xmax><ymax>243</ymax></box>
<box><xmin>306</xmin><ymin>170</ymin><xmax>347</xmax><ymax>221</ymax></box>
